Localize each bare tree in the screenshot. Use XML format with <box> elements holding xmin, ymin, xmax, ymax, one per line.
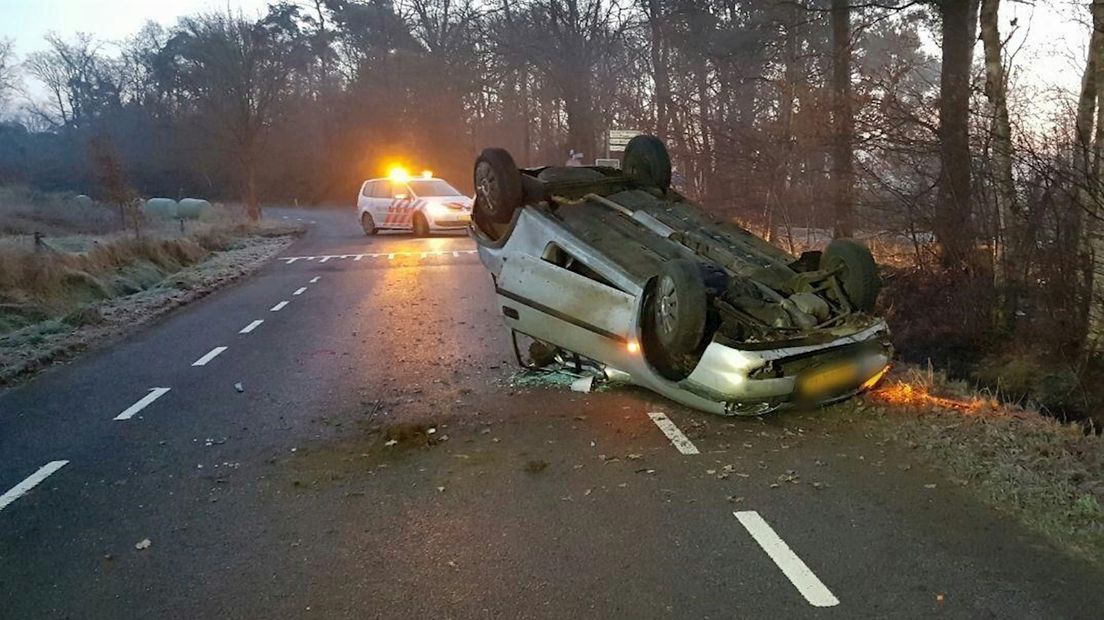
<box><xmin>830</xmin><ymin>0</ymin><xmax>855</xmax><ymax>238</ymax></box>
<box><xmin>0</xmin><ymin>38</ymin><xmax>15</xmax><ymax>107</ymax></box>
<box><xmin>979</xmin><ymin>0</ymin><xmax>1018</xmax><ymax>328</ymax></box>
<box><xmin>934</xmin><ymin>0</ymin><xmax>980</xmax><ymax>269</ymax></box>
<box><xmin>167</xmin><ymin>12</ymin><xmax>306</xmax><ymax>219</ymax></box>
<box><xmin>22</xmin><ymin>33</ymin><xmax>121</xmax><ymax>129</ymax></box>
<box><xmin>1080</xmin><ymin>0</ymin><xmax>1104</xmax><ymax>353</ymax></box>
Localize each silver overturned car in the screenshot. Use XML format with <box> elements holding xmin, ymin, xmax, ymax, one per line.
<box><xmin>469</xmin><ymin>136</ymin><xmax>892</xmax><ymax>416</ymax></box>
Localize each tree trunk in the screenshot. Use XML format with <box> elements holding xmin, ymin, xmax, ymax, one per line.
<box><xmin>830</xmin><ymin>0</ymin><xmax>855</xmax><ymax>238</ymax></box>
<box><xmin>766</xmin><ymin>5</ymin><xmax>801</xmax><ymax>244</ymax></box>
<box><xmin>935</xmin><ymin>0</ymin><xmax>980</xmax><ymax>269</ymax></box>
<box><xmin>645</xmin><ymin>0</ymin><xmax>671</xmax><ymax>140</ymax></box>
<box><xmin>1082</xmin><ymin>0</ymin><xmax>1104</xmax><ymax>355</ymax></box>
<box><xmin>980</xmin><ymin>0</ymin><xmax>1019</xmax><ymax>330</ymax></box>
<box><xmin>244</xmin><ymin>151</ymin><xmax>261</xmax><ymax>221</ymax></box>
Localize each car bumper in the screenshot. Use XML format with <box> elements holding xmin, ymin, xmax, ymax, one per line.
<box><xmin>431</xmin><ymin>213</ymin><xmax>472</xmax><ymax>229</ymax></box>
<box><xmin>644</xmin><ymin>322</ymin><xmax>893</xmax><ymax>415</ymax></box>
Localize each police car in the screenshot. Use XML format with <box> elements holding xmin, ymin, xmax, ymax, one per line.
<box><xmin>357</xmin><ymin>169</ymin><xmax>473</xmax><ymax>236</ymax></box>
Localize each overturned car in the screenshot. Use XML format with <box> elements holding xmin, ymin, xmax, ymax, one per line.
<box><xmin>469</xmin><ymin>136</ymin><xmax>892</xmax><ymax>416</ymax></box>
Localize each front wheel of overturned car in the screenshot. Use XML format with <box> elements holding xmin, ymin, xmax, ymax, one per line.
<box><xmin>649</xmin><ymin>259</ymin><xmax>707</xmax><ymax>359</ymax></box>
<box><xmin>821</xmin><ymin>239</ymin><xmax>880</xmax><ymax>312</ymax></box>
<box><xmin>474</xmin><ymin>148</ymin><xmax>524</xmax><ymax>224</ymax></box>
<box><xmin>624</xmin><ymin>134</ymin><xmax>672</xmax><ymax>193</ymax></box>
<box><xmin>412</xmin><ymin>213</ymin><xmax>430</xmax><ymax>237</ymax></box>
<box><xmin>361</xmin><ymin>212</ymin><xmax>377</xmax><ymax>236</ymax></box>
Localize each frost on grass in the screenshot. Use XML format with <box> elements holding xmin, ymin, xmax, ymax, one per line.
<box><xmin>0</xmin><ymin>234</ymin><xmax>296</xmax><ymax>385</ymax></box>
<box><xmin>866</xmin><ymin>366</ymin><xmax>1104</xmax><ymax>563</ymax></box>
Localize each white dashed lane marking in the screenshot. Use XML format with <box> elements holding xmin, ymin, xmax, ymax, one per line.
<box><xmin>293</xmin><ymin>287</ymin><xmax>307</xmax><ymax>296</ymax></box>
<box><xmin>240</xmin><ymin>320</ymin><xmax>264</xmax><ymax>334</ymax></box>
<box><xmin>270</xmin><ymin>301</ymin><xmax>289</xmax><ymax>312</ymax></box>
<box><xmin>0</xmin><ymin>461</ymin><xmax>69</xmax><ymax>513</ymax></box>
<box><xmin>279</xmin><ymin>250</ymin><xmax>478</xmax><ymax>264</ymax></box>
<box><xmin>114</xmin><ymin>387</ymin><xmax>171</xmax><ymax>421</ymax></box>
<box><xmin>734</xmin><ymin>511</ymin><xmax>840</xmax><ymax>608</ymax></box>
<box><xmin>647</xmin><ymin>412</ymin><xmax>700</xmax><ymax>455</ymax></box>
<box><xmin>192</xmin><ymin>346</ymin><xmax>227</xmax><ymax>367</ymax></box>
<box><xmin>309</xmin><ymin>276</ymin><xmax>321</xmax><ymax>283</ymax></box>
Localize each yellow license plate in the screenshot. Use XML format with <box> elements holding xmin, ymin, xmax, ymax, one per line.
<box><xmin>458</xmin><ymin>213</ymin><xmax>471</xmax><ymax>222</ymax></box>
<box><xmin>799</xmin><ymin>362</ymin><xmax>859</xmax><ymax>396</ymax></box>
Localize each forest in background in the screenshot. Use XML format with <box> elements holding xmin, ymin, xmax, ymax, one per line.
<box><xmin>3</xmin><ymin>0</ymin><xmax>1104</xmax><ymax>424</ymax></box>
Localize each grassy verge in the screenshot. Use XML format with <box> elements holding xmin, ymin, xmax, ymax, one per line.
<box><xmin>0</xmin><ymin>201</ymin><xmax>303</xmax><ymax>385</ymax></box>
<box><xmin>862</xmin><ymin>365</ymin><xmax>1104</xmax><ymax>563</ymax></box>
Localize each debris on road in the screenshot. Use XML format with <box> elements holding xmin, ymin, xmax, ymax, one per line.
<box><xmin>509</xmin><ymin>367</ymin><xmax>606</xmax><ymax>392</ymax></box>
<box><xmin>570</xmin><ymin>376</ymin><xmax>594</xmax><ymax>393</ymax></box>
<box><xmin>135</xmin><ymin>538</ymin><xmax>152</xmax><ymax>550</ymax></box>
<box><xmin>525</xmin><ymin>460</ymin><xmax>549</xmax><ymax>474</ymax></box>
<box><xmin>234</xmin><ymin>382</ymin><xmax>244</xmax><ymax>393</ymax></box>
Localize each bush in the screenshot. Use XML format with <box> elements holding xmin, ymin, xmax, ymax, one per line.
<box><xmin>878</xmin><ymin>266</ymin><xmax>995</xmax><ymax>375</ymax></box>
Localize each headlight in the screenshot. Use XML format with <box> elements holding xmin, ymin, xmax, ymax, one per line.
<box><xmin>426</xmin><ymin>202</ymin><xmax>449</xmax><ymax>218</ymax></box>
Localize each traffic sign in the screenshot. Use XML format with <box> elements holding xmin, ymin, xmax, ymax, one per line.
<box><xmin>608</xmin><ymin>129</ymin><xmax>642</xmax><ymax>152</ymax></box>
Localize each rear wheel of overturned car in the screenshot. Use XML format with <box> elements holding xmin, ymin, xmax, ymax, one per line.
<box><xmin>412</xmin><ymin>212</ymin><xmax>430</xmax><ymax>237</ymax></box>
<box><xmin>821</xmin><ymin>239</ymin><xmax>880</xmax><ymax>312</ymax></box>
<box><xmin>649</xmin><ymin>259</ymin><xmax>707</xmax><ymax>359</ymax></box>
<box><xmin>474</xmin><ymin>148</ymin><xmax>524</xmax><ymax>224</ymax></box>
<box><xmin>624</xmin><ymin>134</ymin><xmax>672</xmax><ymax>193</ymax></box>
<box><xmin>361</xmin><ymin>212</ymin><xmax>377</xmax><ymax>236</ymax></box>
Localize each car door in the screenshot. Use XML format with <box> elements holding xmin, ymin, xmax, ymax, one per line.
<box><xmin>358</xmin><ymin>181</ymin><xmax>375</xmax><ymax>217</ymax></box>
<box><xmin>496</xmin><ymin>252</ymin><xmax>638</xmax><ymax>366</ymax></box>
<box><xmin>370</xmin><ymin>181</ymin><xmax>395</xmax><ymax>228</ymax></box>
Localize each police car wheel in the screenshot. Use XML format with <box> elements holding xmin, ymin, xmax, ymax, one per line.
<box><xmin>474</xmin><ymin>148</ymin><xmax>523</xmax><ymax>224</ymax></box>
<box><xmin>624</xmin><ymin>134</ymin><xmax>672</xmax><ymax>193</ymax></box>
<box><xmin>412</xmin><ymin>213</ymin><xmax>430</xmax><ymax>237</ymax></box>
<box><xmin>361</xmin><ymin>213</ymin><xmax>377</xmax><ymax>236</ymax></box>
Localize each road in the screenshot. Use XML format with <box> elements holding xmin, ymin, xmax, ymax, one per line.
<box><xmin>1</xmin><ymin>206</ymin><xmax>1101</xmax><ymax>619</ymax></box>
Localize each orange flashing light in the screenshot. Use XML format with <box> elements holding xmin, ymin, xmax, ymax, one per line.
<box><xmin>627</xmin><ymin>341</ymin><xmax>640</xmax><ymax>354</ymax></box>
<box><xmin>388</xmin><ymin>166</ymin><xmax>410</xmax><ymax>182</ymax></box>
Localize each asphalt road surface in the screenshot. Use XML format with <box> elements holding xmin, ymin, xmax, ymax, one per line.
<box><xmin>2</xmin><ymin>206</ymin><xmax>1102</xmax><ymax>619</ymax></box>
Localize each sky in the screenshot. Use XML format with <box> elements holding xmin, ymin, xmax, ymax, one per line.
<box><xmin>0</xmin><ymin>0</ymin><xmax>269</xmax><ymax>56</ymax></box>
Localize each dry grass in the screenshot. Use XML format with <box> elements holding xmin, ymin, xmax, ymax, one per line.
<box><xmin>0</xmin><ymin>237</ymin><xmax>212</xmax><ymax>333</ymax></box>
<box><xmin>0</xmin><ymin>235</ymin><xmax>296</xmax><ymax>385</ymax></box>
<box><xmin>866</xmin><ymin>365</ymin><xmax>1104</xmax><ymax>562</ymax></box>
<box><xmin>0</xmin><ymin>187</ymin><xmax>303</xmax><ymax>336</ymax></box>
<box><xmin>0</xmin><ymin>186</ymin><xmax>123</xmax><ymax>236</ymax></box>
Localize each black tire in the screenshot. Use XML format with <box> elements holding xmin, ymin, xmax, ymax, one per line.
<box><xmin>474</xmin><ymin>148</ymin><xmax>524</xmax><ymax>224</ymax></box>
<box><xmin>624</xmin><ymin>134</ymin><xmax>672</xmax><ymax>193</ymax></box>
<box><xmin>412</xmin><ymin>212</ymin><xmax>430</xmax><ymax>237</ymax></box>
<box><xmin>822</xmin><ymin>239</ymin><xmax>880</xmax><ymax>312</ymax></box>
<box><xmin>361</xmin><ymin>212</ymin><xmax>377</xmax><ymax>236</ymax></box>
<box><xmin>649</xmin><ymin>260</ymin><xmax>707</xmax><ymax>357</ymax></box>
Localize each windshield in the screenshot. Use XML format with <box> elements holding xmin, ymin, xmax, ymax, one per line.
<box><xmin>407</xmin><ymin>179</ymin><xmax>462</xmax><ymax>197</ymax></box>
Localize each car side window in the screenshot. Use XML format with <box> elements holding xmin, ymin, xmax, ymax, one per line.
<box><xmin>371</xmin><ymin>182</ymin><xmax>391</xmax><ymax>199</ymax></box>
<box><xmin>361</xmin><ymin>181</ymin><xmax>375</xmax><ymax>198</ymax></box>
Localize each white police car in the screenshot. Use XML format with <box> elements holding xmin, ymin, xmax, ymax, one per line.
<box><xmin>357</xmin><ymin>169</ymin><xmax>473</xmax><ymax>236</ymax></box>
